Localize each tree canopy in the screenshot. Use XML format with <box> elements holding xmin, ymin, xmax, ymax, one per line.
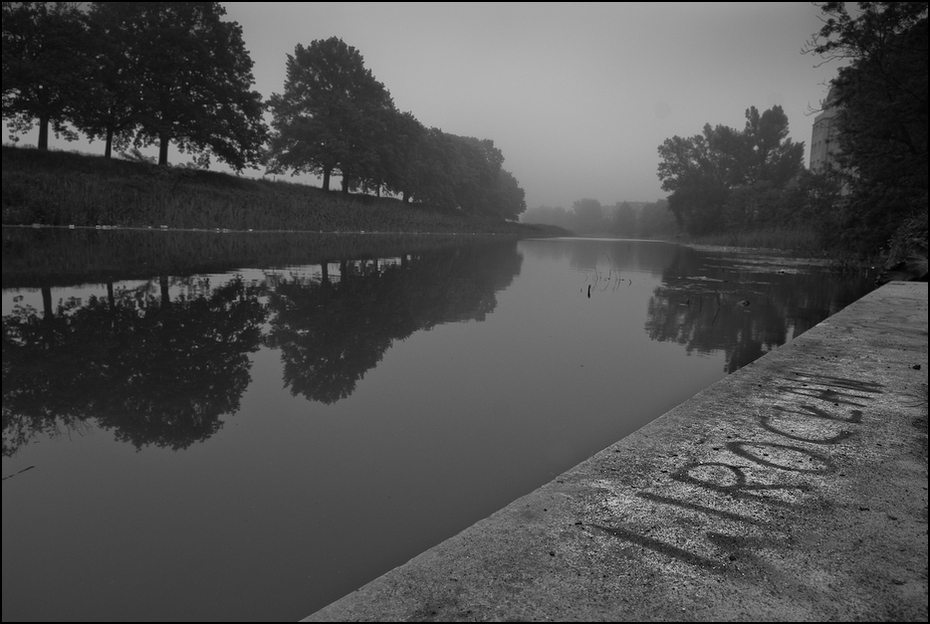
<box><xmin>656</xmin><ymin>105</ymin><xmax>804</xmax><ymax>235</ymax></box>
<box><xmin>4</xmin><ymin>13</ymin><xmax>526</xmax><ymax>220</ymax></box>
<box><xmin>2</xmin><ymin>1</ymin><xmax>86</xmax><ymax>149</ymax></box>
<box><xmin>69</xmin><ymin>2</ymin><xmax>140</xmax><ymax>158</ymax></box>
<box><xmin>268</xmin><ymin>36</ymin><xmax>526</xmax><ymax>219</ymax></box>
<box><xmin>92</xmin><ymin>2</ymin><xmax>267</xmax><ymax>169</ymax></box>
<box><xmin>3</xmin><ymin>1</ymin><xmax>268</xmax><ymax>170</ymax></box>
<box><xmin>267</xmin><ymin>37</ymin><xmax>395</xmax><ymax>192</ymax></box>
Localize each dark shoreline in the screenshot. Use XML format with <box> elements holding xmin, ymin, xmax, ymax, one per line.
<box><xmin>1</xmin><ymin>224</ymin><xmax>534</xmax><ymax>289</ymax></box>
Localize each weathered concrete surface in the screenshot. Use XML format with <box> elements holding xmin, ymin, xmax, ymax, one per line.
<box><xmin>303</xmin><ymin>281</ymin><xmax>928</xmax><ymax>622</ymax></box>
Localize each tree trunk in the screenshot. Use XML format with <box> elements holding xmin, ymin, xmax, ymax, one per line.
<box><xmin>322</xmin><ymin>168</ymin><xmax>331</xmax><ymax>191</ymax></box>
<box><xmin>104</xmin><ymin>128</ymin><xmax>113</xmax><ymax>159</ymax></box>
<box><xmin>107</xmin><ymin>281</ymin><xmax>116</xmax><ymax>328</ymax></box>
<box><xmin>38</xmin><ymin>115</ymin><xmax>50</xmax><ymax>151</ymax></box>
<box><xmin>160</xmin><ymin>275</ymin><xmax>170</xmax><ymax>308</ymax></box>
<box><xmin>159</xmin><ymin>134</ymin><xmax>169</xmax><ymax>166</ymax></box>
<box><xmin>41</xmin><ymin>284</ymin><xmax>53</xmax><ymax>321</ymax></box>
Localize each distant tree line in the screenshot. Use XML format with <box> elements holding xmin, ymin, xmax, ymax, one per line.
<box><xmin>522</xmin><ymin>104</ymin><xmax>820</xmax><ymax>243</ymax></box>
<box><xmin>1</xmin><ymin>2</ymin><xmax>526</xmax><ymax>219</ymax></box>
<box><xmin>522</xmin><ymin>198</ymin><xmax>677</xmax><ymax>239</ymax></box>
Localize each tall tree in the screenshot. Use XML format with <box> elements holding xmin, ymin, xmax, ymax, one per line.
<box><xmin>2</xmin><ymin>1</ymin><xmax>87</xmax><ymax>150</ymax></box>
<box><xmin>402</xmin><ymin>129</ymin><xmax>525</xmax><ymax>218</ymax></box>
<box><xmin>377</xmin><ymin>109</ymin><xmax>427</xmax><ymax>202</ymax></box>
<box><xmin>724</xmin><ymin>106</ymin><xmax>804</xmax><ymax>229</ymax></box>
<box><xmin>95</xmin><ymin>2</ymin><xmax>267</xmax><ymax>170</ymax></box>
<box><xmin>656</xmin><ymin>127</ymin><xmax>732</xmax><ymax>234</ymax></box>
<box><xmin>267</xmin><ymin>37</ymin><xmax>394</xmax><ymax>192</ymax></box>
<box><xmin>407</xmin><ymin>127</ymin><xmax>462</xmax><ymax>208</ymax></box>
<box><xmin>808</xmin><ymin>1</ymin><xmax>928</xmax><ymax>260</ymax></box>
<box><xmin>68</xmin><ymin>2</ymin><xmax>143</xmax><ymax>158</ymax></box>
<box><xmin>448</xmin><ymin>134</ymin><xmax>505</xmax><ymax>214</ymax></box>
<box><xmin>741</xmin><ymin>105</ymin><xmax>804</xmax><ymax>187</ymax></box>
<box><xmin>656</xmin><ymin>105</ymin><xmax>803</xmax><ymax>235</ymax></box>
<box><xmin>488</xmin><ymin>169</ymin><xmax>527</xmax><ymax>221</ymax></box>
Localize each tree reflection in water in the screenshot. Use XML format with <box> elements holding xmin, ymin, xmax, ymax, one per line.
<box><xmin>3</xmin><ymin>276</ymin><xmax>266</xmax><ymax>456</ymax></box>
<box><xmin>2</xmin><ymin>234</ymin><xmax>881</xmax><ymax>623</ymax></box>
<box><xmin>2</xmin><ymin>239</ymin><xmax>523</xmax><ymax>453</ymax></box>
<box><xmin>2</xmin><ymin>234</ymin><xmax>871</xmax><ymax>458</ymax></box>
<box><xmin>266</xmin><ymin>243</ymin><xmax>522</xmax><ymax>404</ymax></box>
<box><xmin>644</xmin><ymin>245</ymin><xmax>872</xmax><ymax>373</ymax></box>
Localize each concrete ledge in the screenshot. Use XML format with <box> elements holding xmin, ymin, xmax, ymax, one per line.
<box><xmin>303</xmin><ymin>281</ymin><xmax>928</xmax><ymax>622</ymax></box>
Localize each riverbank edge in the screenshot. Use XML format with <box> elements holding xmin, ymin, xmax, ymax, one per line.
<box><xmin>303</xmin><ymin>281</ymin><xmax>928</xmax><ymax>622</ymax></box>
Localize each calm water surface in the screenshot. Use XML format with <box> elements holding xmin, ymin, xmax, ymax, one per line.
<box><xmin>1</xmin><ymin>229</ymin><xmax>875</xmax><ymax>621</ymax></box>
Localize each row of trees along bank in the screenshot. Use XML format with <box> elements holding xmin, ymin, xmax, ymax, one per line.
<box><xmin>1</xmin><ymin>2</ymin><xmax>526</xmax><ymax>221</ymax></box>
<box><xmin>656</xmin><ymin>105</ymin><xmax>807</xmax><ymax>237</ymax></box>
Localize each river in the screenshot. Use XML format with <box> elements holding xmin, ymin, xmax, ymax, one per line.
<box><xmin>0</xmin><ymin>227</ymin><xmax>876</xmax><ymax>621</ymax></box>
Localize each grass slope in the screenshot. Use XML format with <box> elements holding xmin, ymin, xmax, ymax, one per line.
<box><xmin>1</xmin><ymin>146</ymin><xmax>565</xmax><ymax>237</ymax></box>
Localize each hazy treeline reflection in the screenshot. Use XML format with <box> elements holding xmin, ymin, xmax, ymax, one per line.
<box><xmin>644</xmin><ymin>245</ymin><xmax>872</xmax><ymax>373</ymax></box>
<box><xmin>2</xmin><ymin>237</ymin><xmax>523</xmax><ymax>456</ymax></box>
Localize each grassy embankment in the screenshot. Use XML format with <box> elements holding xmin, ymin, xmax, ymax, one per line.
<box><xmin>1</xmin><ymin>145</ymin><xmax>566</xmax><ymax>237</ymax></box>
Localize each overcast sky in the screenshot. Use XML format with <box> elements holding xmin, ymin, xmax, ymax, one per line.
<box><xmin>8</xmin><ymin>2</ymin><xmax>846</xmax><ymax>210</ymax></box>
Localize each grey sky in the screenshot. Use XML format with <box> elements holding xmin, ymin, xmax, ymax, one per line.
<box><xmin>8</xmin><ymin>2</ymin><xmax>845</xmax><ymax>210</ymax></box>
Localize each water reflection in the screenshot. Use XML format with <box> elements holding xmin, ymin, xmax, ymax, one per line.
<box><xmin>567</xmin><ymin>237</ymin><xmax>682</xmax><ymax>278</ymax></box>
<box><xmin>266</xmin><ymin>245</ymin><xmax>522</xmax><ymax>403</ymax></box>
<box><xmin>2</xmin><ymin>235</ymin><xmax>523</xmax><ymax>455</ymax></box>
<box><xmin>643</xmin><ymin>245</ymin><xmax>871</xmax><ymax>372</ymax></box>
<box><xmin>1</xmin><ymin>235</ymin><xmax>872</xmax><ymax>457</ymax></box>
<box><xmin>1</xmin><ymin>231</ymin><xmax>876</xmax><ymax>622</ymax></box>
<box><xmin>3</xmin><ymin>276</ymin><xmax>266</xmax><ymax>455</ymax></box>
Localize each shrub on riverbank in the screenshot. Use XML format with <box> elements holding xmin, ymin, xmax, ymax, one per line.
<box><xmin>1</xmin><ymin>146</ymin><xmax>562</xmax><ymax>236</ymax></box>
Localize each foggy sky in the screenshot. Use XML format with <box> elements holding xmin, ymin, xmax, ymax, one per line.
<box><xmin>7</xmin><ymin>2</ymin><xmax>846</xmax><ymax>210</ymax></box>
